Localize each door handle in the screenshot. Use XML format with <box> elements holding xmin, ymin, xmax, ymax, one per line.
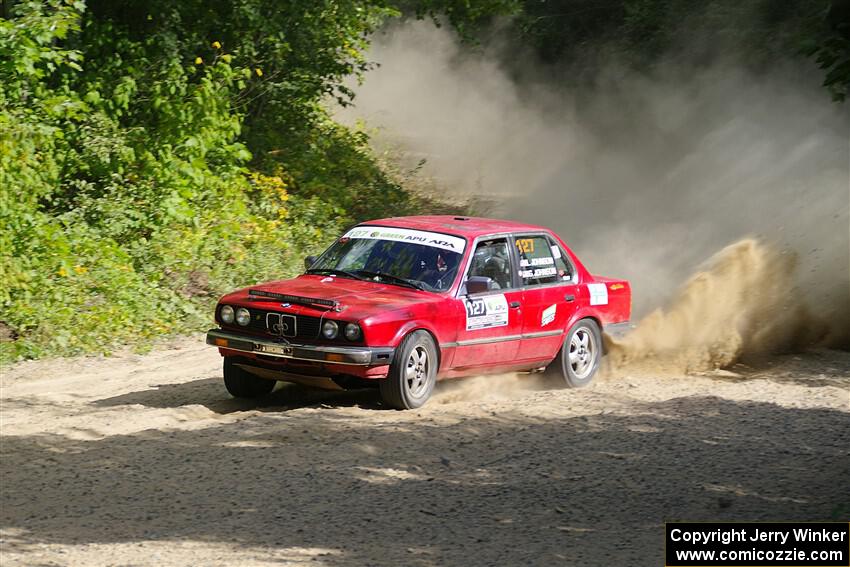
<box><xmin>564</xmin><ymin>294</ymin><xmax>575</xmax><ymax>302</ymax></box>
<box><xmin>509</xmin><ymin>301</ymin><xmax>521</xmax><ymax>309</ymax></box>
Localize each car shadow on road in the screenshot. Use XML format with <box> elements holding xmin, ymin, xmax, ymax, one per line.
<box><xmin>92</xmin><ymin>377</ymin><xmax>385</xmax><ymax>413</ymax></box>
<box><xmin>91</xmin><ymin>373</ymin><xmax>558</xmax><ymax>414</ymax></box>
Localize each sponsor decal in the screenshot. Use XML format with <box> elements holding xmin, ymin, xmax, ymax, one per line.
<box><xmin>519</xmin><ymin>257</ymin><xmax>555</xmax><ymax>267</ymax></box>
<box><xmin>465</xmin><ymin>294</ymin><xmax>509</xmax><ymax>330</ymax></box>
<box><xmin>520</xmin><ymin>266</ymin><xmax>558</xmax><ymax>279</ymax></box>
<box><xmin>609</xmin><ymin>283</ymin><xmax>625</xmax><ymax>291</ymax></box>
<box><xmin>551</xmin><ymin>245</ymin><xmax>562</xmax><ymax>259</ymax></box>
<box><xmin>541</xmin><ymin>304</ymin><xmax>556</xmax><ymax>327</ymax></box>
<box><xmin>344</xmin><ymin>226</ymin><xmax>466</xmax><ymax>253</ymax></box>
<box><xmin>588</xmin><ymin>283</ymin><xmax>609</xmax><ymax>305</ymax></box>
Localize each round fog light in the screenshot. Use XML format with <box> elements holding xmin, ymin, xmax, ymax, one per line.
<box><xmin>322</xmin><ymin>320</ymin><xmax>339</xmax><ymax>339</ymax></box>
<box><xmin>235</xmin><ymin>307</ymin><xmax>251</xmax><ymax>326</ymax></box>
<box><xmin>344</xmin><ymin>323</ymin><xmax>362</xmax><ymax>341</ymax></box>
<box><xmin>220</xmin><ymin>305</ymin><xmax>234</xmax><ymax>324</ymax></box>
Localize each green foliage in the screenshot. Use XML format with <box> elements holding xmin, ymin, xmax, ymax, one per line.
<box><xmin>803</xmin><ymin>1</ymin><xmax>850</xmax><ymax>101</ymax></box>
<box><xmin>397</xmin><ymin>0</ymin><xmax>521</xmax><ymax>38</ymax></box>
<box><xmin>809</xmin><ymin>34</ymin><xmax>850</xmax><ymax>101</ymax></box>
<box><xmin>0</xmin><ymin>0</ymin><xmax>450</xmax><ymax>363</ymax></box>
<box><xmin>513</xmin><ymin>0</ymin><xmax>836</xmax><ymax>77</ymax></box>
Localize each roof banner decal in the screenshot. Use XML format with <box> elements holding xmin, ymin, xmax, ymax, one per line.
<box><xmin>343</xmin><ymin>227</ymin><xmax>466</xmax><ymax>253</ymax></box>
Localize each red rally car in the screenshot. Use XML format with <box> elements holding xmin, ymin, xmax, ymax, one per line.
<box><xmin>207</xmin><ymin>216</ymin><xmax>631</xmax><ymax>409</ymax></box>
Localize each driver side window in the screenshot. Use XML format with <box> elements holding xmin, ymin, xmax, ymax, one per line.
<box><xmin>467</xmin><ymin>238</ymin><xmax>513</xmax><ymax>290</ymax></box>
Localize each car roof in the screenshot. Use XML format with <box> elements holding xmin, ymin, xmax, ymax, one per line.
<box><xmin>363</xmin><ymin>215</ymin><xmax>551</xmax><ymax>239</ymax></box>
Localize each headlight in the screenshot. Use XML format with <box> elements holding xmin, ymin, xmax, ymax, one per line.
<box><xmin>220</xmin><ymin>305</ymin><xmax>234</xmax><ymax>324</ymax></box>
<box><xmin>344</xmin><ymin>323</ymin><xmax>362</xmax><ymax>341</ymax></box>
<box><xmin>235</xmin><ymin>307</ymin><xmax>251</xmax><ymax>326</ymax></box>
<box><xmin>322</xmin><ymin>320</ymin><xmax>339</xmax><ymax>339</ymax></box>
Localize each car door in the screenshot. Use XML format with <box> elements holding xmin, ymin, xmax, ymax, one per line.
<box><xmin>514</xmin><ymin>233</ymin><xmax>580</xmax><ymax>362</ymax></box>
<box><xmin>450</xmin><ymin>236</ymin><xmax>524</xmax><ymax>370</ymax></box>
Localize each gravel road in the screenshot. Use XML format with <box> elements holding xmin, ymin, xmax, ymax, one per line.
<box><xmin>1</xmin><ymin>337</ymin><xmax>848</xmax><ymax>566</ymax></box>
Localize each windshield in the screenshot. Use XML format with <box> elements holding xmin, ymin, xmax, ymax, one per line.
<box><xmin>309</xmin><ymin>226</ymin><xmax>467</xmax><ymax>292</ymax></box>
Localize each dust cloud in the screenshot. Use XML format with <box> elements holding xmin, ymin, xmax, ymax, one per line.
<box><xmin>606</xmin><ymin>238</ymin><xmax>826</xmax><ymax>373</ymax></box>
<box><xmin>433</xmin><ymin>372</ymin><xmax>551</xmax><ymax>404</ymax></box>
<box><xmin>338</xmin><ymin>20</ymin><xmax>849</xmax><ymax>362</ymax></box>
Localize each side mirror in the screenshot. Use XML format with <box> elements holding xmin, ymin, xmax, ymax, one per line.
<box><xmin>465</xmin><ymin>276</ymin><xmax>492</xmax><ymax>295</ymax></box>
<box><xmin>304</xmin><ymin>255</ymin><xmax>317</xmax><ymax>270</ymax></box>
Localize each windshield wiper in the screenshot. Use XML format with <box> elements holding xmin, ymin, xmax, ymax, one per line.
<box><xmin>306</xmin><ymin>268</ymin><xmax>367</xmax><ymax>281</ymax></box>
<box><xmin>353</xmin><ymin>270</ymin><xmax>426</xmax><ymax>291</ymax></box>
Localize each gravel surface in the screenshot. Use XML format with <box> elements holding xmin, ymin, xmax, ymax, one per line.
<box><xmin>1</xmin><ymin>337</ymin><xmax>848</xmax><ymax>566</ymax></box>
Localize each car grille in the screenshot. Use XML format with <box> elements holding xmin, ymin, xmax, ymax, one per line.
<box><xmin>246</xmin><ymin>309</ymin><xmax>321</xmax><ymax>340</ymax></box>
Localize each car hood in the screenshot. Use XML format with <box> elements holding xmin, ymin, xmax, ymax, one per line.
<box><xmin>220</xmin><ymin>274</ymin><xmax>445</xmax><ymax>320</ymax></box>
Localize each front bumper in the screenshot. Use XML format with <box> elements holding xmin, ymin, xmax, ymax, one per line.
<box><xmin>206</xmin><ymin>329</ymin><xmax>394</xmax><ymax>366</ymax></box>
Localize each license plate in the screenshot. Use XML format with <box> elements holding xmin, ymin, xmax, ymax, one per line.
<box><xmin>257</xmin><ymin>343</ymin><xmax>292</xmax><ymax>356</ymax></box>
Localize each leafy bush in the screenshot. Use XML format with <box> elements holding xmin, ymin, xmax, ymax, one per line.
<box><xmin>0</xmin><ymin>0</ymin><xmax>456</xmax><ymax>363</ymax></box>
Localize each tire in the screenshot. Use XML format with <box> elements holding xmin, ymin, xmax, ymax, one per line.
<box><xmin>223</xmin><ymin>357</ymin><xmax>276</xmax><ymax>398</ymax></box>
<box><xmin>379</xmin><ymin>331</ymin><xmax>438</xmax><ymax>409</ymax></box>
<box><xmin>547</xmin><ymin>318</ymin><xmax>602</xmax><ymax>388</ymax></box>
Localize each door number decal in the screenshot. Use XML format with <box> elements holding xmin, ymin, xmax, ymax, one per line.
<box><xmin>465</xmin><ymin>294</ymin><xmax>509</xmax><ymax>331</ymax></box>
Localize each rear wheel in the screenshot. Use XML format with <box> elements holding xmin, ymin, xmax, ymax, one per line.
<box><xmin>379</xmin><ymin>331</ymin><xmax>437</xmax><ymax>410</ymax></box>
<box><xmin>223</xmin><ymin>357</ymin><xmax>276</xmax><ymax>398</ymax></box>
<box><xmin>547</xmin><ymin>319</ymin><xmax>602</xmax><ymax>388</ymax></box>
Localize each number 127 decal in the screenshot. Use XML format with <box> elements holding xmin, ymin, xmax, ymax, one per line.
<box><xmin>464</xmin><ymin>294</ymin><xmax>509</xmax><ymax>330</ymax></box>
<box><xmin>515</xmin><ymin>238</ymin><xmax>535</xmax><ymax>254</ymax></box>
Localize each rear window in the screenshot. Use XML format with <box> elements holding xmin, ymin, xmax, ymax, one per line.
<box><xmin>514</xmin><ymin>235</ymin><xmax>559</xmax><ymax>285</ymax></box>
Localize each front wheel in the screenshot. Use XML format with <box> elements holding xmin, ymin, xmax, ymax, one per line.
<box><xmin>547</xmin><ymin>319</ymin><xmax>602</xmax><ymax>388</ymax></box>
<box><xmin>223</xmin><ymin>357</ymin><xmax>276</xmax><ymax>398</ymax></box>
<box><xmin>379</xmin><ymin>331</ymin><xmax>437</xmax><ymax>410</ymax></box>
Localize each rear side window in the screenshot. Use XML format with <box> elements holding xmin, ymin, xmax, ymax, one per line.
<box><xmin>547</xmin><ymin>237</ymin><xmax>576</xmax><ymax>283</ymax></box>
<box><xmin>514</xmin><ymin>235</ymin><xmax>559</xmax><ymax>285</ymax></box>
